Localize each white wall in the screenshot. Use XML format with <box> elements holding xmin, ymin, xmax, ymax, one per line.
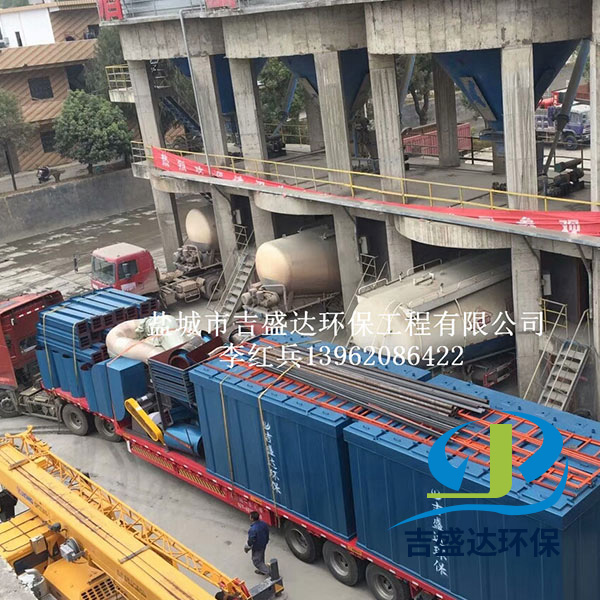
<box><xmin>0</xmin><ymin>8</ymin><xmax>54</xmax><ymax>47</ymax></box>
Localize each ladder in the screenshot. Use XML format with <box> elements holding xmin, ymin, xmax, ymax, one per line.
<box><xmin>216</xmin><ymin>248</ymin><xmax>256</xmax><ymax>325</ymax></box>
<box><xmin>161</xmin><ymin>96</ymin><xmax>203</xmax><ymax>138</ymax></box>
<box><xmin>538</xmin><ymin>340</ymin><xmax>589</xmax><ymax>411</ymax></box>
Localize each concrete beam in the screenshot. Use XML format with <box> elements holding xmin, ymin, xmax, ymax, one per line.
<box><xmin>432</xmin><ymin>60</ymin><xmax>460</xmax><ymax>168</ymax></box>
<box><xmin>189</xmin><ymin>54</ymin><xmax>228</xmax><ymax>159</ymax></box>
<box><xmin>129</xmin><ymin>60</ymin><xmax>182</xmax><ymax>268</ymax></box>
<box><xmin>333</xmin><ymin>207</ymin><xmax>362</xmax><ymax>315</ymax></box>
<box><xmin>119</xmin><ymin>19</ymin><xmax>224</xmax><ymax>61</ymax></box>
<box><xmin>368</xmin><ymin>53</ymin><xmax>405</xmax><ymax>188</ymax></box>
<box><xmin>229</xmin><ymin>58</ymin><xmax>268</xmax><ymax>163</ymax></box>
<box><xmin>222</xmin><ymin>5</ymin><xmax>366</xmax><ymax>58</ymax></box>
<box><xmin>364</xmin><ymin>0</ymin><xmax>591</xmax><ymax>54</ymax></box>
<box><xmin>314</xmin><ymin>51</ymin><xmax>352</xmax><ymax>189</ymax></box>
<box><xmin>501</xmin><ymin>44</ymin><xmax>538</xmax><ymax>210</ymax></box>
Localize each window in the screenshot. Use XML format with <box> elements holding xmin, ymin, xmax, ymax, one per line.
<box><xmin>84</xmin><ymin>24</ymin><xmax>99</xmax><ymax>39</ymax></box>
<box><xmin>118</xmin><ymin>260</ymin><xmax>138</xmax><ymax>280</ymax></box>
<box><xmin>91</xmin><ymin>256</ymin><xmax>115</xmax><ymax>285</ymax></box>
<box><xmin>40</xmin><ymin>130</ymin><xmax>55</xmax><ymax>153</ymax></box>
<box><xmin>28</xmin><ymin>77</ymin><xmax>53</xmax><ymax>100</ymax></box>
<box><xmin>15</xmin><ymin>32</ymin><xmax>22</xmax><ymax>47</ymax></box>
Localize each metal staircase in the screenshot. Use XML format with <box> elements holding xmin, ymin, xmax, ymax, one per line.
<box><xmin>160</xmin><ymin>96</ymin><xmax>202</xmax><ymax>138</ymax></box>
<box><xmin>538</xmin><ymin>340</ymin><xmax>589</xmax><ymax>411</ymax></box>
<box><xmin>216</xmin><ymin>248</ymin><xmax>256</xmax><ymax>325</ymax></box>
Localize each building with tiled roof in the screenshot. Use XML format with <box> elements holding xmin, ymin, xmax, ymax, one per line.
<box><xmin>0</xmin><ymin>1</ymin><xmax>99</xmax><ymax>172</ymax></box>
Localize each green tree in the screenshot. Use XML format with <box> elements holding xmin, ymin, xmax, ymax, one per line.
<box><xmin>0</xmin><ymin>88</ymin><xmax>34</xmax><ymax>189</ymax></box>
<box><xmin>85</xmin><ymin>28</ymin><xmax>125</xmax><ymax>99</ymax></box>
<box><xmin>397</xmin><ymin>54</ymin><xmax>434</xmax><ymax>126</ymax></box>
<box><xmin>0</xmin><ymin>0</ymin><xmax>27</xmax><ymax>8</ymax></box>
<box><xmin>258</xmin><ymin>58</ymin><xmax>304</xmax><ymax>127</ymax></box>
<box><xmin>55</xmin><ymin>90</ymin><xmax>131</xmax><ymax>173</ymax></box>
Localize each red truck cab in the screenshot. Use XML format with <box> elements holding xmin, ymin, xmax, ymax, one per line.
<box><xmin>91</xmin><ymin>243</ymin><xmax>160</xmax><ymax>296</ymax></box>
<box><xmin>0</xmin><ymin>291</ymin><xmax>63</xmax><ymax>393</ymax></box>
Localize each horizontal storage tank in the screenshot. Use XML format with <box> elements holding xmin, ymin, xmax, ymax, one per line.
<box><xmin>350</xmin><ymin>252</ymin><xmax>512</xmax><ymax>359</ymax></box>
<box><xmin>185</xmin><ymin>205</ymin><xmax>219</xmax><ymax>249</ymax></box>
<box><xmin>255</xmin><ymin>227</ymin><xmax>341</xmax><ymax>295</ymax></box>
<box><xmin>343</xmin><ymin>382</ymin><xmax>600</xmax><ymax>600</ymax></box>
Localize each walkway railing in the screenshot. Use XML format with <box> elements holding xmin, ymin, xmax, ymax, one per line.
<box><xmin>264</xmin><ymin>122</ymin><xmax>309</xmax><ymax>146</ymax></box>
<box><xmin>106</xmin><ymin>65</ymin><xmax>131</xmax><ymax>90</ymax></box>
<box><xmin>130</xmin><ymin>140</ymin><xmax>596</xmax><ymax>212</ymax></box>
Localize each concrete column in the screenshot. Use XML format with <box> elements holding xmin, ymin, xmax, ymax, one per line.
<box><xmin>210</xmin><ymin>188</ymin><xmax>237</xmax><ymax>283</ymax></box>
<box><xmin>314</xmin><ymin>52</ymin><xmax>352</xmax><ymax>190</ymax></box>
<box><xmin>501</xmin><ymin>44</ymin><xmax>538</xmax><ymax>210</ymax></box>
<box><xmin>305</xmin><ymin>94</ymin><xmax>325</xmax><ymax>151</ymax></box>
<box><xmin>432</xmin><ymin>60</ymin><xmax>460</xmax><ymax>168</ymax></box>
<box><xmin>189</xmin><ymin>55</ymin><xmax>228</xmax><ymax>160</ymax></box>
<box><xmin>229</xmin><ymin>58</ymin><xmax>268</xmax><ymax>166</ymax></box>
<box><xmin>386</xmin><ymin>216</ymin><xmax>412</xmax><ymax>279</ymax></box>
<box><xmin>129</xmin><ymin>60</ymin><xmax>181</xmax><ymax>269</ymax></box>
<box><xmin>492</xmin><ymin>143</ymin><xmax>506</xmax><ymax>175</ymax></box>
<box><xmin>333</xmin><ymin>207</ymin><xmax>362</xmax><ymax>314</ymax></box>
<box><xmin>592</xmin><ymin>248</ymin><xmax>600</xmax><ymax>415</ymax></box>
<box><xmin>369</xmin><ymin>53</ymin><xmax>406</xmax><ymax>193</ymax></box>
<box><xmin>511</xmin><ymin>236</ymin><xmax>541</xmax><ymax>397</ymax></box>
<box><xmin>591</xmin><ymin>41</ymin><xmax>600</xmax><ymax>210</ymax></box>
<box><xmin>249</xmin><ymin>192</ymin><xmax>275</xmax><ymax>247</ymax></box>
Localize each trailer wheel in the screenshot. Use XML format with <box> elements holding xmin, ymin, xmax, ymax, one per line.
<box><xmin>283</xmin><ymin>520</ymin><xmax>323</xmax><ymax>563</ymax></box>
<box><xmin>322</xmin><ymin>541</ymin><xmax>365</xmax><ymax>586</ymax></box>
<box><xmin>0</xmin><ymin>391</ymin><xmax>20</xmax><ymax>418</ymax></box>
<box><xmin>562</xmin><ymin>133</ymin><xmax>578</xmax><ymax>151</ymax></box>
<box><xmin>94</xmin><ymin>416</ymin><xmax>122</xmax><ymax>442</ymax></box>
<box><xmin>62</xmin><ymin>404</ymin><xmax>90</xmax><ymax>436</ymax></box>
<box><xmin>366</xmin><ymin>564</ymin><xmax>410</xmax><ymax>600</ymax></box>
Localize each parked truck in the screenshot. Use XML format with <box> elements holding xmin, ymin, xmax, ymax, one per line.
<box><xmin>0</xmin><ymin>287</ymin><xmax>599</xmax><ymax>600</ymax></box>
<box><xmin>90</xmin><ymin>206</ymin><xmax>224</xmax><ymax>306</ymax></box>
<box><xmin>535</xmin><ymin>103</ymin><xmax>590</xmax><ymax>150</ymax></box>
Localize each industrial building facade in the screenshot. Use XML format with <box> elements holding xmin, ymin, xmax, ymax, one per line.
<box><xmin>98</xmin><ymin>0</ymin><xmax>600</xmax><ymax>415</ymax></box>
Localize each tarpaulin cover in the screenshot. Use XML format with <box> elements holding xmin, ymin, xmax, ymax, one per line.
<box><xmin>152</xmin><ymin>147</ymin><xmax>600</xmax><ymax>237</ymax></box>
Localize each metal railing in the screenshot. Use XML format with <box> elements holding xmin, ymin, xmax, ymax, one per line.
<box><xmin>541</xmin><ymin>298</ymin><xmax>569</xmax><ymax>334</ymax></box>
<box><xmin>264</xmin><ymin>122</ymin><xmax>309</xmax><ymax>146</ymax></box>
<box><xmin>106</xmin><ymin>64</ymin><xmax>169</xmax><ymax>91</ymax></box>
<box><xmin>106</xmin><ymin>64</ymin><xmax>131</xmax><ymax>90</ymax></box>
<box><xmin>131</xmin><ymin>141</ymin><xmax>597</xmax><ymax>212</ymax></box>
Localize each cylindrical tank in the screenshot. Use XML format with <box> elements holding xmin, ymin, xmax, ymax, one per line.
<box><xmin>255</xmin><ymin>227</ymin><xmax>341</xmax><ymax>295</ymax></box>
<box><xmin>350</xmin><ymin>253</ymin><xmax>513</xmax><ymax>357</ymax></box>
<box><xmin>185</xmin><ymin>206</ymin><xmax>218</xmax><ymax>249</ymax></box>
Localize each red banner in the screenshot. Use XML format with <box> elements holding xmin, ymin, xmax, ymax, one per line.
<box><xmin>152</xmin><ymin>147</ymin><xmax>600</xmax><ymax>237</ymax></box>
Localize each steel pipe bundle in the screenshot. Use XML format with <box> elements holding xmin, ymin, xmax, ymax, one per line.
<box><xmin>259</xmin><ymin>346</ymin><xmax>489</xmax><ymax>436</ymax></box>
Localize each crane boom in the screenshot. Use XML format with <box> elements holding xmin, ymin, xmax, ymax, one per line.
<box><xmin>0</xmin><ymin>429</ymin><xmax>255</xmax><ymax>600</ymax></box>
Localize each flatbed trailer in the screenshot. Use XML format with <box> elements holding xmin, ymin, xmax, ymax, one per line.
<box><xmin>37</xmin><ymin>383</ymin><xmax>454</xmax><ymax>600</ymax></box>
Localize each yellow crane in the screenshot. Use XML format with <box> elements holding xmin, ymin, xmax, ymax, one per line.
<box><xmin>0</xmin><ymin>427</ymin><xmax>283</xmax><ymax>600</ymax></box>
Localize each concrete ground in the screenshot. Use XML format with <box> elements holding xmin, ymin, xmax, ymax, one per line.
<box><xmin>0</xmin><ymin>416</ymin><xmax>367</xmax><ymax>599</ymax></box>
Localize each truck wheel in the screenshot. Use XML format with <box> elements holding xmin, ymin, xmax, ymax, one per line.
<box><xmin>94</xmin><ymin>416</ymin><xmax>122</xmax><ymax>442</ymax></box>
<box><xmin>0</xmin><ymin>391</ymin><xmax>20</xmax><ymax>418</ymax></box>
<box><xmin>283</xmin><ymin>520</ymin><xmax>323</xmax><ymax>563</ymax></box>
<box><xmin>203</xmin><ymin>273</ymin><xmax>224</xmax><ymax>300</ymax></box>
<box><xmin>562</xmin><ymin>133</ymin><xmax>578</xmax><ymax>151</ymax></box>
<box><xmin>62</xmin><ymin>404</ymin><xmax>90</xmax><ymax>436</ymax></box>
<box><xmin>366</xmin><ymin>564</ymin><xmax>410</xmax><ymax>600</ymax></box>
<box><xmin>322</xmin><ymin>541</ymin><xmax>365</xmax><ymax>586</ymax></box>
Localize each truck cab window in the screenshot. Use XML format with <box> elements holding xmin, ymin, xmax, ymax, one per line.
<box><xmin>91</xmin><ymin>257</ymin><xmax>115</xmax><ymax>284</ymax></box>
<box><xmin>118</xmin><ymin>260</ymin><xmax>138</xmax><ymax>280</ymax></box>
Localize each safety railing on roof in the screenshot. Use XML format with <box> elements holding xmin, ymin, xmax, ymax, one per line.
<box><xmin>130</xmin><ymin>141</ymin><xmax>596</xmax><ymax>212</ymax></box>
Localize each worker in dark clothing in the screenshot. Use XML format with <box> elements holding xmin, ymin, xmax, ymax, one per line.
<box><xmin>244</xmin><ymin>511</ymin><xmax>270</xmax><ymax>576</ymax></box>
<box><xmin>214</xmin><ymin>592</ymin><xmax>240</xmax><ymax>600</ymax></box>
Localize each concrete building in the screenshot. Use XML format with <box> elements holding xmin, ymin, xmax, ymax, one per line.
<box><xmin>97</xmin><ymin>0</ymin><xmax>600</xmax><ymax>411</ymax></box>
<box><xmin>0</xmin><ymin>1</ymin><xmax>98</xmax><ymax>172</ymax></box>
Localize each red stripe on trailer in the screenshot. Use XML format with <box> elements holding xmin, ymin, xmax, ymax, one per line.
<box><xmin>120</xmin><ymin>428</ymin><xmax>458</xmax><ymax>600</ymax></box>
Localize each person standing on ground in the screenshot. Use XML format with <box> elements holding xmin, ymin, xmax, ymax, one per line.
<box><xmin>244</xmin><ymin>511</ymin><xmax>270</xmax><ymax>576</ymax></box>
